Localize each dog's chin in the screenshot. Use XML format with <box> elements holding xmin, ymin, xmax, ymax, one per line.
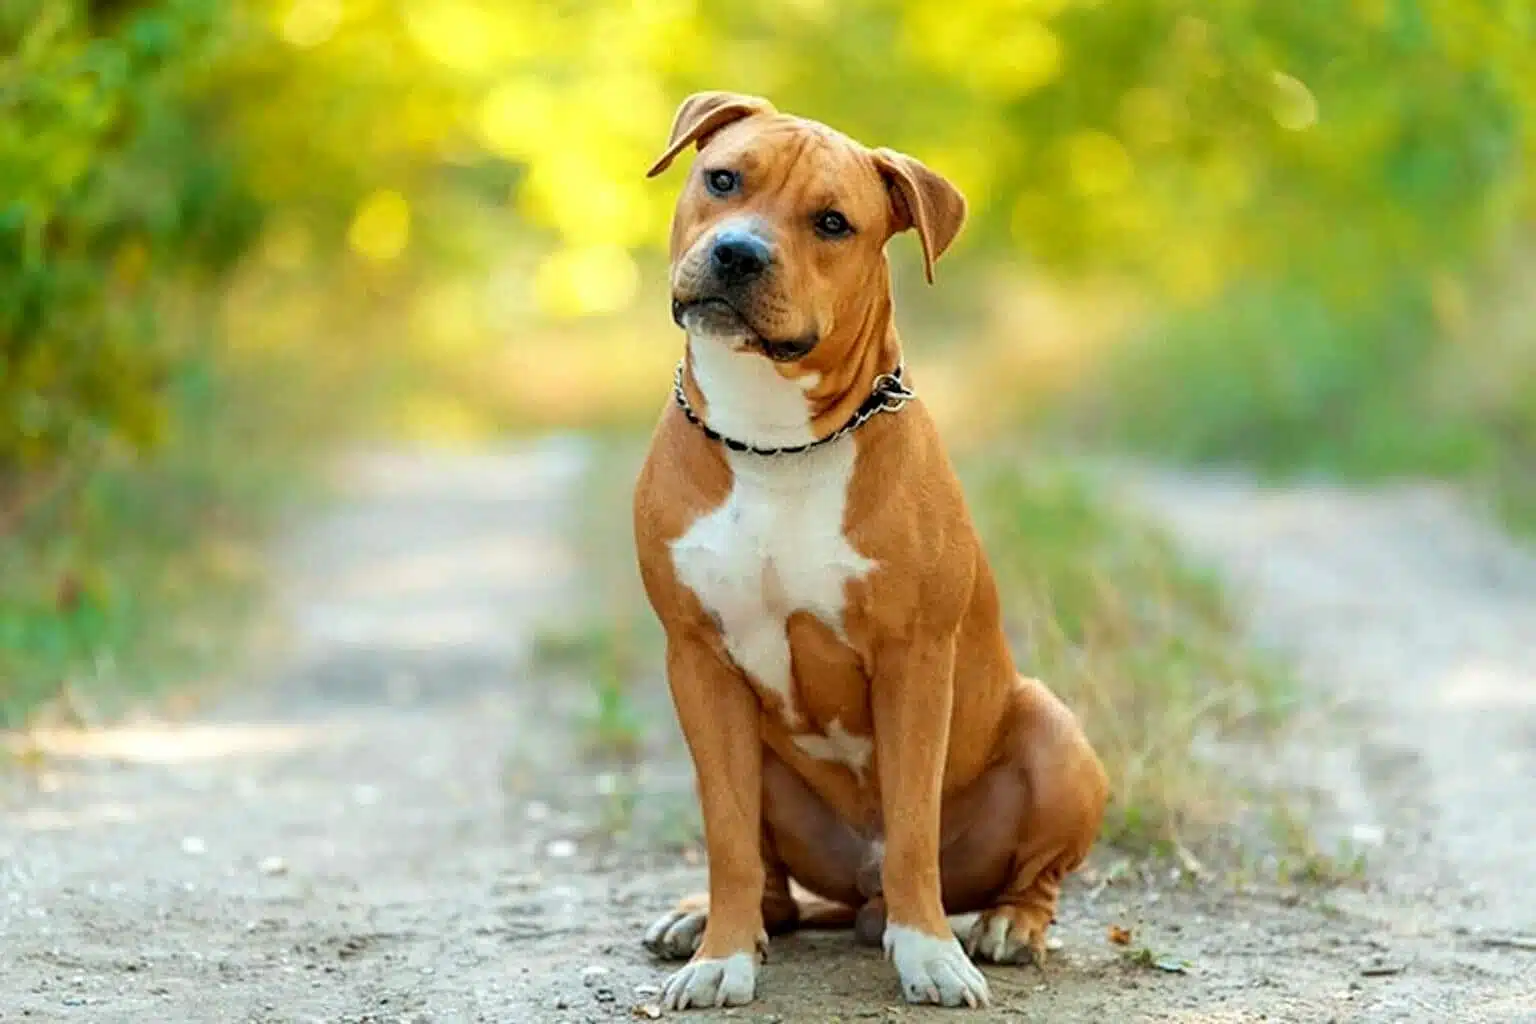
<box><xmin>673</xmin><ymin>298</ymin><xmax>818</xmax><ymax>362</ymax></box>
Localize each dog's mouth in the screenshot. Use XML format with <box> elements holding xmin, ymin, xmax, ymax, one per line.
<box><xmin>671</xmin><ymin>296</ymin><xmax>818</xmax><ymax>363</ymax></box>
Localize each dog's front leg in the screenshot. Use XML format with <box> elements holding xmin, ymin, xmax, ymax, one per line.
<box><xmin>660</xmin><ymin>631</ymin><xmax>767</xmax><ymax>1010</ymax></box>
<box><xmin>873</xmin><ymin>632</ymin><xmax>991</xmax><ymax>1009</ymax></box>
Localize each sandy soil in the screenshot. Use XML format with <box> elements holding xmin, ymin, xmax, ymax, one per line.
<box><xmin>3</xmin><ymin>445</ymin><xmax>1533</xmax><ymax>1023</ymax></box>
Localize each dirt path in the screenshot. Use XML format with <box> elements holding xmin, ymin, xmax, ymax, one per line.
<box><xmin>3</xmin><ymin>450</ymin><xmax>1534</xmax><ymax>1022</ymax></box>
<box><xmin>1123</xmin><ymin>472</ymin><xmax>1536</xmax><ymax>989</ymax></box>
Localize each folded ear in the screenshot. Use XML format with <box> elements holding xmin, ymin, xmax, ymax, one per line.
<box><xmin>647</xmin><ymin>92</ymin><xmax>776</xmax><ymax>178</ymax></box>
<box><xmin>872</xmin><ymin>148</ymin><xmax>967</xmax><ymax>283</ymax></box>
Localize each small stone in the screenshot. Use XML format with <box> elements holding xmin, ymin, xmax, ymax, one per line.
<box><xmin>594</xmin><ymin>987</ymin><xmax>616</xmax><ymax>1003</ymax></box>
<box><xmin>1351</xmin><ymin>824</ymin><xmax>1386</xmax><ymax>847</ymax></box>
<box><xmin>546</xmin><ymin>838</ymin><xmax>577</xmax><ymax>859</ymax></box>
<box><xmin>632</xmin><ymin>1005</ymin><xmax>662</xmax><ymax>1020</ymax></box>
<box><xmin>180</xmin><ymin>836</ymin><xmax>207</xmax><ymax>856</ymax></box>
<box><xmin>1045</xmin><ymin>935</ymin><xmax>1064</xmax><ymax>952</ymax></box>
<box><xmin>385</xmin><ymin>671</ymin><xmax>419</xmax><ymax>703</ymax></box>
<box><xmin>634</xmin><ymin>984</ymin><xmax>661</xmax><ymax>998</ymax></box>
<box><xmin>581</xmin><ymin>965</ymin><xmax>611</xmax><ymax>986</ymax></box>
<box><xmin>553</xmin><ymin>996</ymin><xmax>569</xmax><ymax>1010</ymax></box>
<box><xmin>259</xmin><ymin>856</ymin><xmax>288</xmax><ymax>877</ymax></box>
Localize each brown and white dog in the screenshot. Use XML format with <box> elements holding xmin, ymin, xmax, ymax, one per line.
<box><xmin>632</xmin><ymin>92</ymin><xmax>1109</xmax><ymax>1011</ymax></box>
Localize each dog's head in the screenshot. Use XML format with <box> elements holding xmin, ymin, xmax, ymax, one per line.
<box><xmin>648</xmin><ymin>92</ymin><xmax>966</xmax><ymax>367</ymax></box>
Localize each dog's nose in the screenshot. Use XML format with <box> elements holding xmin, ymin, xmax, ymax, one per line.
<box><xmin>710</xmin><ymin>231</ymin><xmax>771</xmax><ymax>284</ymax></box>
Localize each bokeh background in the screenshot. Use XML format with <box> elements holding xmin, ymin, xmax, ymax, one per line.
<box><xmin>4</xmin><ymin>0</ymin><xmax>1534</xmax><ymax>739</ymax></box>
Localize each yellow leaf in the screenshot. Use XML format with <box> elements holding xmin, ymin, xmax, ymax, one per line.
<box><xmin>534</xmin><ymin>245</ymin><xmax>640</xmax><ymax>318</ymax></box>
<box><xmin>1270</xmin><ymin>72</ymin><xmax>1319</xmax><ymax>132</ymax></box>
<box><xmin>1063</xmin><ymin>131</ymin><xmax>1134</xmax><ymax>197</ymax></box>
<box><xmin>348</xmin><ymin>189</ymin><xmax>410</xmax><ymax>262</ymax></box>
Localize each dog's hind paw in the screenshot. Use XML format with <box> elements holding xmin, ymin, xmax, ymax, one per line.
<box><xmin>643</xmin><ymin>906</ymin><xmax>708</xmax><ymax>961</ymax></box>
<box><xmin>965</xmin><ymin>904</ymin><xmax>1051</xmax><ymax>965</ymax></box>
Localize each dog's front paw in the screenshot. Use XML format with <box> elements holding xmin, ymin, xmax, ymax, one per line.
<box><xmin>661</xmin><ymin>951</ymin><xmax>757</xmax><ymax>1010</ymax></box>
<box><xmin>885</xmin><ymin>924</ymin><xmax>991</xmax><ymax>1008</ymax></box>
<box><xmin>965</xmin><ymin>904</ymin><xmax>1050</xmax><ymax>965</ymax></box>
<box><xmin>643</xmin><ymin>904</ymin><xmax>708</xmax><ymax>961</ymax></box>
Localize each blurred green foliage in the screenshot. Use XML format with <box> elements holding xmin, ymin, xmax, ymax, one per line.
<box><xmin>1</xmin><ymin>0</ymin><xmax>274</xmax><ymax>720</ymax></box>
<box><xmin>225</xmin><ymin>0</ymin><xmax>1532</xmax><ymax>518</ymax></box>
<box><xmin>9</xmin><ymin>0</ymin><xmax>1534</xmax><ymax>478</ymax></box>
<box><xmin>1078</xmin><ymin>273</ymin><xmax>1536</xmax><ymax>531</ymax></box>
<box><xmin>5</xmin><ymin>0</ymin><xmax>1535</xmax><ymax>717</ymax></box>
<box><xmin>0</xmin><ymin>350</ymin><xmax>298</xmax><ymax>726</ymax></box>
<box><xmin>225</xmin><ymin>0</ymin><xmax>1535</xmax><ymax>309</ymax></box>
<box><xmin>1</xmin><ymin>0</ymin><xmax>261</xmax><ymax>471</ymax></box>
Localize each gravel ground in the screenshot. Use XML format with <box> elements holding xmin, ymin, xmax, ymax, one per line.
<box><xmin>3</xmin><ymin>445</ymin><xmax>1533</xmax><ymax>1023</ymax></box>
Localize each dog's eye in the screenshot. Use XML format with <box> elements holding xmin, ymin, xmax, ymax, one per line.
<box><xmin>814</xmin><ymin>210</ymin><xmax>853</xmax><ymax>239</ymax></box>
<box><xmin>704</xmin><ymin>169</ymin><xmax>740</xmax><ymax>197</ymax></box>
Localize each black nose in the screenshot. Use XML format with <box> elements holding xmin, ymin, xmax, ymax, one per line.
<box><xmin>711</xmin><ymin>231</ymin><xmax>771</xmax><ymax>284</ymax></box>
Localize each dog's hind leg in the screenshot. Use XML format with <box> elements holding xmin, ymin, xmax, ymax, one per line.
<box><xmin>645</xmin><ymin>745</ymin><xmax>870</xmax><ymax>960</ymax></box>
<box><xmin>936</xmin><ymin>675</ymin><xmax>1108</xmax><ymax>965</ymax></box>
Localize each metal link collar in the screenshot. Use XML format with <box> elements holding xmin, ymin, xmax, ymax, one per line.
<box><xmin>672</xmin><ymin>360</ymin><xmax>915</xmax><ymax>457</ymax></box>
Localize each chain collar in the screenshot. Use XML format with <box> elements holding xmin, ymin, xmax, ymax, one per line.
<box><xmin>672</xmin><ymin>360</ymin><xmax>916</xmax><ymax>457</ymax></box>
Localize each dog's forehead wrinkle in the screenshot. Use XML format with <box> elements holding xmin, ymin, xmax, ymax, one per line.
<box><xmin>748</xmin><ymin>122</ymin><xmax>861</xmax><ymax>189</ymax></box>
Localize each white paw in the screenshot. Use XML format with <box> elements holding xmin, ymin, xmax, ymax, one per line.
<box><xmin>643</xmin><ymin>907</ymin><xmax>707</xmax><ymax>961</ymax></box>
<box><xmin>884</xmin><ymin>924</ymin><xmax>991</xmax><ymax>1008</ymax></box>
<box><xmin>661</xmin><ymin>951</ymin><xmax>757</xmax><ymax>1010</ymax></box>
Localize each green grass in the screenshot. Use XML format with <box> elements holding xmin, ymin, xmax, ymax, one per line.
<box><xmin>540</xmin><ymin>434</ymin><xmax>1289</xmax><ymax>857</ymax></box>
<box><xmin>532</xmin><ymin>617</ymin><xmax>648</xmax><ymax>762</ymax></box>
<box><xmin>1264</xmin><ymin>800</ymin><xmax>1370</xmax><ymax>888</ymax></box>
<box><xmin>966</xmin><ymin>457</ymin><xmax>1291</xmax><ymax>852</ymax></box>
<box><xmin>528</xmin><ymin>432</ymin><xmax>660</xmax><ymax>765</ymax></box>
<box><xmin>1064</xmin><ymin>269</ymin><xmax>1536</xmax><ymax>536</ymax></box>
<box><xmin>0</xmin><ymin>338</ymin><xmax>327</xmax><ymax>729</ymax></box>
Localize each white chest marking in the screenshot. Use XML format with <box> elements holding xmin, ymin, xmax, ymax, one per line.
<box><xmin>793</xmin><ymin>718</ymin><xmax>874</xmax><ymax>775</ymax></box>
<box><xmin>670</xmin><ymin>335</ymin><xmax>876</xmax><ymax>725</ymax></box>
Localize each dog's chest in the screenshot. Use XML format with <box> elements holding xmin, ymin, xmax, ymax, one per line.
<box><xmin>670</xmin><ymin>440</ymin><xmax>875</xmax><ymax>719</ymax></box>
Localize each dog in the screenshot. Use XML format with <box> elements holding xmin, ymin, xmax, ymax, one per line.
<box><xmin>631</xmin><ymin>91</ymin><xmax>1109</xmax><ymax>1011</ymax></box>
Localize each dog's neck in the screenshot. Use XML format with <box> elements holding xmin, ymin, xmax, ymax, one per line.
<box><xmin>680</xmin><ymin>292</ymin><xmax>901</xmax><ymax>454</ymax></box>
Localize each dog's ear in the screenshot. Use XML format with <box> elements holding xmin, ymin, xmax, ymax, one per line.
<box><xmin>872</xmin><ymin>148</ymin><xmax>967</xmax><ymax>284</ymax></box>
<box><xmin>647</xmin><ymin>92</ymin><xmax>776</xmax><ymax>178</ymax></box>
